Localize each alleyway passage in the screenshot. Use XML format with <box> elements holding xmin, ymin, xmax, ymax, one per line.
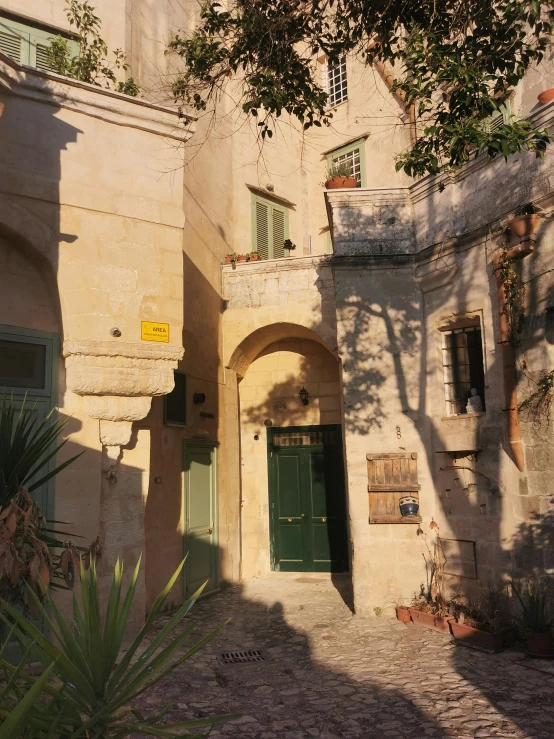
<box><xmin>146</xmin><ymin>576</ymin><xmax>554</xmax><ymax>739</ymax></box>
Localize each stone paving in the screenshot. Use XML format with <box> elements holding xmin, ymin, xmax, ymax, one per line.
<box><xmin>145</xmin><ymin>575</ymin><xmax>554</xmax><ymax>739</ymax></box>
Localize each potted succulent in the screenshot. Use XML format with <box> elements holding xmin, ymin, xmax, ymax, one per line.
<box><xmin>236</xmin><ymin>254</ymin><xmax>247</xmax><ymax>262</ymax></box>
<box><xmin>249</xmin><ymin>251</ymin><xmax>260</xmax><ymax>261</ymax></box>
<box><xmin>225</xmin><ymin>253</ymin><xmax>237</xmax><ymax>264</ymax></box>
<box><xmin>450</xmin><ymin>584</ymin><xmax>513</xmax><ymax>653</ymax></box>
<box><xmin>512</xmin><ymin>577</ymin><xmax>554</xmax><ymax>658</ymax></box>
<box><xmin>538</xmin><ymin>89</ymin><xmax>554</xmax><ymax>105</ymax></box>
<box><xmin>507</xmin><ymin>202</ymin><xmax>543</xmax><ymax>242</ymax></box>
<box><xmin>325</xmin><ymin>162</ymin><xmax>357</xmax><ymax>190</ymax></box>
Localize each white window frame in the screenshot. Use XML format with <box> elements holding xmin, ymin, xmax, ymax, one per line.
<box><xmin>323</xmin><ymin>55</ymin><xmax>348</xmax><ymax>107</ymax></box>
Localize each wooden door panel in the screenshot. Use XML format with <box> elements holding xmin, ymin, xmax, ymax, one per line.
<box><xmin>183</xmin><ymin>445</ymin><xmax>217</xmax><ymax>596</ymax></box>
<box><xmin>274</xmin><ymin>452</ymin><xmax>307</xmax><ymax>570</ymax></box>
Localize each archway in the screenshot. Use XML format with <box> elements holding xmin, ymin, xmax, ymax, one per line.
<box><xmin>231</xmin><ymin>324</ymin><xmax>347</xmax><ymax>581</ymax></box>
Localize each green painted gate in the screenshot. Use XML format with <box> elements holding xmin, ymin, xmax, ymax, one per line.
<box><xmin>182</xmin><ymin>442</ymin><xmax>218</xmax><ymax>598</ymax></box>
<box><xmin>268</xmin><ymin>425</ymin><xmax>348</xmax><ymax>572</ymax></box>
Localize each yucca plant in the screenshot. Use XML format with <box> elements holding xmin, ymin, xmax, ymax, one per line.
<box><xmin>0</xmin><ymin>396</ymin><xmax>88</xmax><ymax>608</ymax></box>
<box><xmin>0</xmin><ymin>556</ymin><xmax>236</xmax><ymax>737</ymax></box>
<box><xmin>0</xmin><ymin>395</ymin><xmax>83</xmax><ymax>508</ymax></box>
<box><xmin>512</xmin><ymin>577</ymin><xmax>553</xmax><ymax>635</ymax></box>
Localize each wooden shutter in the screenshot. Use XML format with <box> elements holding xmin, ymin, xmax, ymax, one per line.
<box><xmin>0</xmin><ymin>22</ymin><xmax>27</xmax><ymax>64</ymax></box>
<box><xmin>0</xmin><ymin>16</ymin><xmax>78</xmax><ymax>71</ymax></box>
<box><xmin>255</xmin><ymin>200</ymin><xmax>270</xmax><ymax>260</ymax></box>
<box><xmin>366</xmin><ymin>452</ymin><xmax>421</xmax><ymax>524</ymax></box>
<box><xmin>272</xmin><ymin>207</ymin><xmax>285</xmax><ymax>259</ymax></box>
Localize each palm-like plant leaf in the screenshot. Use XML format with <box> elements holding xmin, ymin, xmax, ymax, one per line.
<box><xmin>0</xmin><ymin>394</ymin><xmax>84</xmax><ymax>507</ymax></box>
<box><xmin>0</xmin><ymin>556</ymin><xmax>237</xmax><ymax>737</ymax></box>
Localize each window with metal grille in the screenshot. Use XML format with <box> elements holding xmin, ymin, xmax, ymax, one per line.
<box><xmin>327</xmin><ymin>138</ymin><xmax>366</xmax><ymax>187</ymax></box>
<box><xmin>0</xmin><ymin>13</ymin><xmax>78</xmax><ymax>72</ymax></box>
<box><xmin>326</xmin><ymin>55</ymin><xmax>348</xmax><ymax>107</ymax></box>
<box><xmin>252</xmin><ymin>195</ymin><xmax>289</xmax><ymax>259</ymax></box>
<box><xmin>441</xmin><ymin>324</ymin><xmax>486</xmax><ymax>416</ymax></box>
<box><xmin>164</xmin><ymin>371</ymin><xmax>187</xmax><ymax>426</ymax></box>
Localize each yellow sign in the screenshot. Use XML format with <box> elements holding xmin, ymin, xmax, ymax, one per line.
<box><xmin>141</xmin><ymin>321</ymin><xmax>169</xmax><ymax>343</ymax></box>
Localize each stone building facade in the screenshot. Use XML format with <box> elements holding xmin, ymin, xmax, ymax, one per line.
<box><xmin>0</xmin><ymin>0</ymin><xmax>553</xmax><ymax>623</ymax></box>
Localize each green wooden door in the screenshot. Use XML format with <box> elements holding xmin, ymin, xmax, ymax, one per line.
<box><xmin>182</xmin><ymin>443</ymin><xmax>218</xmax><ymax>598</ymax></box>
<box><xmin>269</xmin><ymin>426</ymin><xmax>348</xmax><ymax>573</ymax></box>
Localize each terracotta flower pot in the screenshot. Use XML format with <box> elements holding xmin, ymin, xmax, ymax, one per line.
<box><xmin>538</xmin><ymin>89</ymin><xmax>554</xmax><ymax>105</ymax></box>
<box><xmin>508</xmin><ymin>213</ymin><xmax>542</xmax><ymax>240</ymax></box>
<box><xmin>408</xmin><ymin>608</ymin><xmax>454</xmax><ymax>634</ymax></box>
<box><xmin>237</xmin><ymin>255</ymin><xmax>247</xmax><ymax>262</ymax></box>
<box><xmin>249</xmin><ymin>253</ymin><xmax>260</xmax><ymax>261</ymax></box>
<box><xmin>325</xmin><ymin>176</ymin><xmax>357</xmax><ymax>190</ymax></box>
<box><xmin>450</xmin><ymin>621</ymin><xmax>512</xmax><ymax>653</ymax></box>
<box><xmin>527</xmin><ymin>633</ymin><xmax>554</xmax><ymax>658</ymax></box>
<box><xmin>225</xmin><ymin>256</ymin><xmax>233</xmax><ymax>264</ymax></box>
<box><xmin>395</xmin><ymin>606</ymin><xmax>411</xmax><ymax>623</ymax></box>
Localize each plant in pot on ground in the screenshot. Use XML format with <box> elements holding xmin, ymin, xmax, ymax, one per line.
<box><xmin>450</xmin><ymin>582</ymin><xmax>513</xmax><ymax>653</ymax></box>
<box><xmin>324</xmin><ymin>163</ymin><xmax>357</xmax><ymax>190</ymax></box>
<box><xmin>512</xmin><ymin>576</ymin><xmax>554</xmax><ymax>658</ymax></box>
<box><xmin>392</xmin><ymin>597</ymin><xmax>411</xmax><ymax>623</ymax></box>
<box><xmin>409</xmin><ymin>520</ymin><xmax>454</xmax><ymax>634</ymax></box>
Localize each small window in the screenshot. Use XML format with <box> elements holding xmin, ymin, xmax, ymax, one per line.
<box><xmin>0</xmin><ymin>13</ymin><xmax>78</xmax><ymax>72</ymax></box>
<box><xmin>251</xmin><ymin>195</ymin><xmax>289</xmax><ymax>260</ymax></box>
<box><xmin>441</xmin><ymin>325</ymin><xmax>485</xmax><ymax>416</ymax></box>
<box><xmin>327</xmin><ymin>139</ymin><xmax>366</xmax><ymax>187</ymax></box>
<box><xmin>164</xmin><ymin>372</ymin><xmax>187</xmax><ymax>426</ymax></box>
<box><xmin>326</xmin><ymin>55</ymin><xmax>348</xmax><ymax>107</ymax></box>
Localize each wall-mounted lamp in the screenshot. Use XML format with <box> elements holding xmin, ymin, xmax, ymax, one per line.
<box><xmin>299</xmin><ymin>387</ymin><xmax>309</xmax><ymax>406</ymax></box>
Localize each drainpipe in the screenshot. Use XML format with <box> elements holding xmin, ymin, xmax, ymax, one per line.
<box><xmin>492</xmin><ymin>239</ymin><xmax>534</xmax><ymax>472</ymax></box>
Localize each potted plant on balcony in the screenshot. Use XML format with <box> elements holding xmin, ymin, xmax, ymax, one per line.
<box><xmin>538</xmin><ymin>89</ymin><xmax>554</xmax><ymax>105</ymax></box>
<box><xmin>225</xmin><ymin>253</ymin><xmax>237</xmax><ymax>264</ymax></box>
<box><xmin>249</xmin><ymin>251</ymin><xmax>260</xmax><ymax>261</ymax></box>
<box><xmin>236</xmin><ymin>254</ymin><xmax>247</xmax><ymax>262</ymax></box>
<box><xmin>325</xmin><ymin>163</ymin><xmax>357</xmax><ymax>190</ymax></box>
<box><xmin>450</xmin><ymin>584</ymin><xmax>513</xmax><ymax>653</ymax></box>
<box><xmin>284</xmin><ymin>239</ymin><xmax>297</xmax><ymax>257</ymax></box>
<box><xmin>507</xmin><ymin>202</ymin><xmax>543</xmax><ymax>241</ymax></box>
<box><xmin>512</xmin><ymin>577</ymin><xmax>554</xmax><ymax>658</ymax></box>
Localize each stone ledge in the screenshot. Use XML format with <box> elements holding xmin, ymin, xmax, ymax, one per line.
<box><xmin>0</xmin><ymin>53</ymin><xmax>194</xmax><ymax>142</ymax></box>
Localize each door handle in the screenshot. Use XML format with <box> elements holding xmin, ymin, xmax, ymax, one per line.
<box><xmin>322</xmin><ymin>517</ymin><xmax>327</xmax><ymax>523</ymax></box>
<box><xmin>205</xmin><ymin>528</ymin><xmax>212</xmax><ymax>534</ymax></box>
<box><xmin>287</xmin><ymin>518</ymin><xmax>292</xmax><ymax>522</ymax></box>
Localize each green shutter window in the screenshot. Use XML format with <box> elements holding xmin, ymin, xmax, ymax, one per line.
<box><xmin>0</xmin><ymin>14</ymin><xmax>78</xmax><ymax>72</ymax></box>
<box><xmin>252</xmin><ymin>195</ymin><xmax>290</xmax><ymax>260</ymax></box>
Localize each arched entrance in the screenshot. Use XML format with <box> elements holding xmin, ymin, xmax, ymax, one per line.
<box><xmin>229</xmin><ymin>327</ymin><xmax>348</xmax><ymax>579</ymax></box>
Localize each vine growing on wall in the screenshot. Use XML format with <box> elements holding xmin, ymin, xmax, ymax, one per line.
<box><xmin>47</xmin><ymin>0</ymin><xmax>140</xmax><ymax>96</ymax></box>
<box><xmin>496</xmin><ymin>245</ymin><xmax>526</xmax><ymax>344</ymax></box>
<box><xmin>519</xmin><ymin>369</ymin><xmax>554</xmax><ymax>426</ymax></box>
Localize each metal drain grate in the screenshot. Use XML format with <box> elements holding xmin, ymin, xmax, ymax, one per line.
<box><xmin>218</xmin><ymin>649</ymin><xmax>267</xmax><ymax>665</ymax></box>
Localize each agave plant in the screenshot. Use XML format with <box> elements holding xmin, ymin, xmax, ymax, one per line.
<box><xmin>0</xmin><ymin>556</ymin><xmax>236</xmax><ymax>737</ymax></box>
<box><xmin>512</xmin><ymin>577</ymin><xmax>553</xmax><ymax>635</ymax></box>
<box><xmin>0</xmin><ymin>395</ymin><xmax>83</xmax><ymax>508</ymax></box>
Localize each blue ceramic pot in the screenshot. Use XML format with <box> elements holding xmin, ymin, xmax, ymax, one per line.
<box><xmin>399</xmin><ymin>496</ymin><xmax>419</xmax><ymax>517</ymax></box>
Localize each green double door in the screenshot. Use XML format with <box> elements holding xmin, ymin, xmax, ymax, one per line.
<box><xmin>182</xmin><ymin>443</ymin><xmax>218</xmax><ymax>598</ymax></box>
<box><xmin>269</xmin><ymin>425</ymin><xmax>348</xmax><ymax>572</ymax></box>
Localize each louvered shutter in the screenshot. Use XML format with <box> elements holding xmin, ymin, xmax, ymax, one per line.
<box><xmin>255</xmin><ymin>200</ymin><xmax>269</xmax><ymax>260</ymax></box>
<box><xmin>272</xmin><ymin>207</ymin><xmax>285</xmax><ymax>259</ymax></box>
<box><xmin>0</xmin><ymin>23</ymin><xmax>27</xmax><ymax>64</ymax></box>
<box><xmin>35</xmin><ymin>43</ymin><xmax>52</xmax><ymax>72</ymax></box>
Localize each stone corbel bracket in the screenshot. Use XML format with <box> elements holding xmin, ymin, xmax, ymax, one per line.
<box><xmin>64</xmin><ymin>339</ymin><xmax>184</xmax><ymax>473</ymax></box>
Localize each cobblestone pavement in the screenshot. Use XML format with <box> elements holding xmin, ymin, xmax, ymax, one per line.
<box><xmin>145</xmin><ymin>575</ymin><xmax>554</xmax><ymax>739</ymax></box>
